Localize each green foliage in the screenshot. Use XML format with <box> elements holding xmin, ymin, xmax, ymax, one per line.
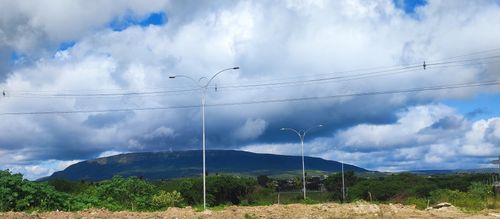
<box><xmin>48</xmin><ymin>179</ymin><xmax>90</xmax><ymax>194</ymax></box>
<box><xmin>205</xmin><ymin>175</ymin><xmax>256</xmax><ymax>206</ymax></box>
<box><xmin>404</xmin><ymin>197</ymin><xmax>428</xmax><ymax>210</ymax></box>
<box><xmin>92</xmin><ymin>175</ymin><xmax>155</xmax><ymax>211</ymax></box>
<box><xmin>0</xmin><ymin>169</ymin><xmax>497</xmax><ymax>212</ymax></box>
<box><xmin>324</xmin><ymin>171</ymin><xmax>358</xmax><ymax>201</ymax></box>
<box><xmin>301</xmin><ymin>198</ymin><xmax>320</xmax><ymax>204</ymax></box>
<box><xmin>429</xmin><ymin>182</ymin><xmax>493</xmax><ymax>211</ymax></box>
<box><xmin>244</xmin><ymin>213</ymin><xmax>258</xmax><ymax>219</ymax></box>
<box><xmin>152</xmin><ymin>190</ymin><xmax>183</xmax><ymax>209</ymax></box>
<box><xmin>245</xmin><ymin>187</ymin><xmax>274</xmax><ymax>205</ymax></box>
<box><xmin>154</xmin><ymin>175</ymin><xmax>258</xmax><ymax>206</ymax></box>
<box><xmin>257</xmin><ymin>175</ymin><xmax>270</xmax><ymax>187</ymax></box>
<box><xmin>0</xmin><ymin>170</ymin><xmax>69</xmax><ymax>211</ymax></box>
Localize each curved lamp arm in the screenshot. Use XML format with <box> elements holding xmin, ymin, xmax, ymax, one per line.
<box><xmin>169</xmin><ymin>74</ymin><xmax>201</xmax><ymax>88</ymax></box>
<box><xmin>170</xmin><ymin>66</ymin><xmax>239</xmax><ymax>89</ymax></box>
<box><xmin>280</xmin><ymin>127</ymin><xmax>302</xmax><ymax>139</ymax></box>
<box><xmin>204</xmin><ymin>67</ymin><xmax>239</xmax><ymax>88</ymax></box>
<box><xmin>281</xmin><ymin>124</ymin><xmax>323</xmax><ymax>139</ymax></box>
<box><xmin>303</xmin><ymin>124</ymin><xmax>324</xmax><ymax>138</ymax></box>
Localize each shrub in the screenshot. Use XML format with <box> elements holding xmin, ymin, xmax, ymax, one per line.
<box><xmin>429</xmin><ymin>183</ymin><xmax>492</xmax><ymax>211</ymax></box>
<box><xmin>0</xmin><ymin>170</ymin><xmax>69</xmax><ymax>211</ymax></box>
<box><xmin>94</xmin><ymin>176</ymin><xmax>156</xmax><ymax>211</ymax></box>
<box><xmin>404</xmin><ymin>197</ymin><xmax>428</xmax><ymax>210</ymax></box>
<box><xmin>152</xmin><ymin>190</ymin><xmax>184</xmax><ymax>209</ymax></box>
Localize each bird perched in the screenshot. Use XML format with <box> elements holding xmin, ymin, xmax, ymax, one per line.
<box><xmin>2</xmin><ymin>90</ymin><xmax>5</xmax><ymax>97</ymax></box>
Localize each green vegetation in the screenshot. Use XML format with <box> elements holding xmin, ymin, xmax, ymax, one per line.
<box><xmin>0</xmin><ymin>170</ymin><xmax>69</xmax><ymax>211</ymax></box>
<box><xmin>0</xmin><ymin>169</ymin><xmax>498</xmax><ymax>212</ymax></box>
<box><xmin>152</xmin><ymin>191</ymin><xmax>183</xmax><ymax>209</ymax></box>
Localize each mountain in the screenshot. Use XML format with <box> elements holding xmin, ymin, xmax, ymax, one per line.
<box><xmin>46</xmin><ymin>150</ymin><xmax>368</xmax><ymax>181</ymax></box>
<box><xmin>409</xmin><ymin>168</ymin><xmax>500</xmax><ymax>175</ymax></box>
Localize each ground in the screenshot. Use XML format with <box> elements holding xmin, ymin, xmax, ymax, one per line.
<box><xmin>1</xmin><ymin>202</ymin><xmax>498</xmax><ymax>219</ymax></box>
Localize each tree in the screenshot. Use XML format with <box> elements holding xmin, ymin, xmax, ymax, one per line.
<box><xmin>94</xmin><ymin>176</ymin><xmax>155</xmax><ymax>210</ymax></box>
<box><xmin>257</xmin><ymin>175</ymin><xmax>270</xmax><ymax>187</ymax></box>
<box><xmin>152</xmin><ymin>190</ymin><xmax>184</xmax><ymax>209</ymax></box>
<box><xmin>0</xmin><ymin>170</ymin><xmax>68</xmax><ymax>211</ymax></box>
<box><xmin>324</xmin><ymin>171</ymin><xmax>358</xmax><ymax>201</ymax></box>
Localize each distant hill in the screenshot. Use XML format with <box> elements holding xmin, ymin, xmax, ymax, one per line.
<box><xmin>409</xmin><ymin>168</ymin><xmax>499</xmax><ymax>175</ymax></box>
<box><xmin>45</xmin><ymin>150</ymin><xmax>368</xmax><ymax>181</ymax></box>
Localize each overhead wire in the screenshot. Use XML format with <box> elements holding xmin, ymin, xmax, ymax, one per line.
<box><xmin>18</xmin><ymin>56</ymin><xmax>500</xmax><ymax>98</ymax></box>
<box><xmin>4</xmin><ymin>49</ymin><xmax>500</xmax><ymax>97</ymax></box>
<box><xmin>1</xmin><ymin>80</ymin><xmax>498</xmax><ymax>116</ymax></box>
<box><xmin>4</xmin><ymin>54</ymin><xmax>500</xmax><ymax>99</ymax></box>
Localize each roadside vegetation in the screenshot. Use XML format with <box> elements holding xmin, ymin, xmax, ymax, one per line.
<box><xmin>0</xmin><ymin>169</ymin><xmax>498</xmax><ymax>212</ymax></box>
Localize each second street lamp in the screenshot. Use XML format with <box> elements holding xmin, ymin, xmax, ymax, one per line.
<box><xmin>169</xmin><ymin>66</ymin><xmax>239</xmax><ymax>210</ymax></box>
<box><xmin>280</xmin><ymin>124</ymin><xmax>323</xmax><ymax>200</ymax></box>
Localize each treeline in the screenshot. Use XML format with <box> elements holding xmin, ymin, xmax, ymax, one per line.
<box><xmin>0</xmin><ymin>169</ymin><xmax>497</xmax><ymax>212</ymax></box>
<box><xmin>323</xmin><ymin>172</ymin><xmax>496</xmax><ymax>210</ymax></box>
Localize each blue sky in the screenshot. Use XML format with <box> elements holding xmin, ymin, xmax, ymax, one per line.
<box><xmin>444</xmin><ymin>94</ymin><xmax>500</xmax><ymax>120</ymax></box>
<box><xmin>108</xmin><ymin>11</ymin><xmax>167</xmax><ymax>31</ymax></box>
<box><xmin>394</xmin><ymin>0</ymin><xmax>427</xmax><ymax>14</ymax></box>
<box><xmin>0</xmin><ymin>0</ymin><xmax>499</xmax><ymax>180</ymax></box>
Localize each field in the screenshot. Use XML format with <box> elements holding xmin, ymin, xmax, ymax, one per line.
<box><xmin>1</xmin><ymin>202</ymin><xmax>498</xmax><ymax>219</ymax></box>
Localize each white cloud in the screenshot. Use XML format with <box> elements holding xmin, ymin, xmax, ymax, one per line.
<box><xmin>233</xmin><ymin>118</ymin><xmax>268</xmax><ymax>140</ymax></box>
<box><xmin>241</xmin><ymin>143</ymin><xmax>302</xmax><ymax>156</ymax></box>
<box><xmin>334</xmin><ymin>104</ymin><xmax>461</xmax><ymax>149</ymax></box>
<box><xmin>1</xmin><ymin>0</ymin><xmax>500</xmax><ymax>177</ymax></box>
<box><xmin>461</xmin><ymin>118</ymin><xmax>500</xmax><ymax>156</ymax></box>
<box><xmin>3</xmin><ymin>159</ymin><xmax>80</xmax><ymax>180</ymax></box>
<box><xmin>144</xmin><ymin>126</ymin><xmax>176</xmax><ymax>139</ymax></box>
<box><xmin>98</xmin><ymin>150</ymin><xmax>125</xmax><ymax>158</ymax></box>
<box><xmin>243</xmin><ymin>104</ymin><xmax>499</xmax><ymax>171</ymax></box>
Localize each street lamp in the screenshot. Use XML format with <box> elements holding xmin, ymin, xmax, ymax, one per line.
<box><xmin>280</xmin><ymin>124</ymin><xmax>323</xmax><ymax>200</ymax></box>
<box><xmin>341</xmin><ymin>155</ymin><xmax>345</xmax><ymax>202</ymax></box>
<box><xmin>170</xmin><ymin>66</ymin><xmax>239</xmax><ymax>210</ymax></box>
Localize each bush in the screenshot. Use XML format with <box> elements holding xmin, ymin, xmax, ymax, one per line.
<box><xmin>404</xmin><ymin>197</ymin><xmax>428</xmax><ymax>210</ymax></box>
<box><xmin>93</xmin><ymin>176</ymin><xmax>156</xmax><ymax>211</ymax></box>
<box><xmin>0</xmin><ymin>170</ymin><xmax>69</xmax><ymax>211</ymax></box>
<box><xmin>152</xmin><ymin>190</ymin><xmax>184</xmax><ymax>209</ymax></box>
<box><xmin>429</xmin><ymin>183</ymin><xmax>492</xmax><ymax>211</ymax></box>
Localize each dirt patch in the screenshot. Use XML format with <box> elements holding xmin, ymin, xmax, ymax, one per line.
<box><xmin>0</xmin><ymin>202</ymin><xmax>497</xmax><ymax>219</ymax></box>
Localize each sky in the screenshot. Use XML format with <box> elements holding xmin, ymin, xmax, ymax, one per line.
<box><xmin>0</xmin><ymin>0</ymin><xmax>499</xmax><ymax>180</ymax></box>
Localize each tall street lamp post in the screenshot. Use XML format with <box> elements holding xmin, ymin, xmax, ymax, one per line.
<box><xmin>341</xmin><ymin>157</ymin><xmax>345</xmax><ymax>202</ymax></box>
<box><xmin>169</xmin><ymin>66</ymin><xmax>239</xmax><ymax>210</ymax></box>
<box><xmin>280</xmin><ymin>124</ymin><xmax>323</xmax><ymax>200</ymax></box>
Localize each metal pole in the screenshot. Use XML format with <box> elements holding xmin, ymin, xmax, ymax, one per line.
<box><xmin>201</xmin><ymin>90</ymin><xmax>206</xmax><ymax>210</ymax></box>
<box><xmin>301</xmin><ymin>136</ymin><xmax>306</xmax><ymax>200</ymax></box>
<box><xmin>280</xmin><ymin>125</ymin><xmax>322</xmax><ymax>200</ymax></box>
<box><xmin>341</xmin><ymin>159</ymin><xmax>345</xmax><ymax>202</ymax></box>
<box><xmin>169</xmin><ymin>67</ymin><xmax>239</xmax><ymax>211</ymax></box>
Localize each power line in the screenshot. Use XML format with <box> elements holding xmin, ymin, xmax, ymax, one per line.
<box><xmin>1</xmin><ymin>80</ymin><xmax>498</xmax><ymax>116</ymax></box>
<box><xmin>4</xmin><ymin>54</ymin><xmax>499</xmax><ymax>100</ymax></box>
<box><xmin>3</xmin><ymin>51</ymin><xmax>500</xmax><ymax>98</ymax></box>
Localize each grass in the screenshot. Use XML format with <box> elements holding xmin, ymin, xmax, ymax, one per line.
<box><xmin>244</xmin><ymin>213</ymin><xmax>258</xmax><ymax>219</ymax></box>
<box><xmin>487</xmin><ymin>195</ymin><xmax>500</xmax><ymax>209</ymax></box>
<box><xmin>194</xmin><ymin>204</ymin><xmax>227</xmax><ymax>212</ymax></box>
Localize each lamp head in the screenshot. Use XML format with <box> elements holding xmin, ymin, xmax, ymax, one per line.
<box><xmin>169</xmin><ymin>76</ymin><xmax>176</xmax><ymax>79</ymax></box>
<box><xmin>232</xmin><ymin>66</ymin><xmax>240</xmax><ymax>70</ymax></box>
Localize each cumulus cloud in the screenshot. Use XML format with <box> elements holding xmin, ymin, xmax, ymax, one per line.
<box><xmin>461</xmin><ymin>118</ymin><xmax>500</xmax><ymax>156</ymax></box>
<box><xmin>233</xmin><ymin>118</ymin><xmax>268</xmax><ymax>140</ymax></box>
<box><xmin>1</xmin><ymin>159</ymin><xmax>80</xmax><ymax>180</ymax></box>
<box><xmin>243</xmin><ymin>104</ymin><xmax>499</xmax><ymax>171</ymax></box>
<box><xmin>0</xmin><ymin>0</ymin><xmax>169</xmax><ymax>80</ymax></box>
<box><xmin>0</xmin><ymin>0</ymin><xmax>499</xmax><ymax>178</ymax></box>
<box><xmin>334</xmin><ymin>104</ymin><xmax>464</xmax><ymax>150</ymax></box>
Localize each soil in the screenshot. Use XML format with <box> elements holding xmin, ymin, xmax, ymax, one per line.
<box><xmin>0</xmin><ymin>202</ymin><xmax>498</xmax><ymax>219</ymax></box>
